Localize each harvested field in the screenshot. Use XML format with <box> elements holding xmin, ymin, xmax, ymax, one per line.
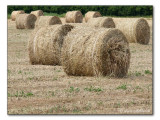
<box><xmin>7</xmin><ymin>18</ymin><xmax>152</xmax><ymax>114</ymax></box>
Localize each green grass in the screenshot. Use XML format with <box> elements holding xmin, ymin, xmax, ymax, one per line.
<box><xmin>116</xmin><ymin>84</ymin><xmax>127</xmax><ymax>90</ymax></box>
<box><xmin>26</xmin><ymin>92</ymin><xmax>34</xmax><ymax>97</ymax></box>
<box><xmin>27</xmin><ymin>77</ymin><xmax>33</xmax><ymax>80</ymax></box>
<box><xmin>135</xmin><ymin>71</ymin><xmax>142</xmax><ymax>76</ymax></box>
<box><xmin>56</xmin><ymin>70</ymin><xmax>61</xmax><ymax>72</ymax></box>
<box><xmin>52</xmin><ymin>77</ymin><xmax>58</xmax><ymax>81</ymax></box>
<box><xmin>7</xmin><ymin>13</ymin><xmax>152</xmax><ymax>20</ymax></box>
<box><xmin>8</xmin><ymin>91</ymin><xmax>34</xmax><ymax>97</ymax></box>
<box><xmin>144</xmin><ymin>70</ymin><xmax>152</xmax><ymax>74</ymax></box>
<box><xmin>65</xmin><ymin>86</ymin><xmax>80</xmax><ymax>93</ymax></box>
<box><xmin>48</xmin><ymin>91</ymin><xmax>55</xmax><ymax>96</ymax></box>
<box><xmin>72</xmin><ymin>107</ymin><xmax>81</xmax><ymax>113</ymax></box>
<box><xmin>18</xmin><ymin>70</ymin><xmax>22</xmax><ymax>74</ymax></box>
<box><xmin>43</xmin><ymin>12</ymin><xmax>65</xmax><ymax>17</ymax></box>
<box><xmin>8</xmin><ymin>14</ymin><xmax>11</xmax><ymax>19</ymax></box>
<box><xmin>113</xmin><ymin>103</ymin><xmax>121</xmax><ymax>108</ymax></box>
<box><xmin>84</xmin><ymin>86</ymin><xmax>103</xmax><ymax>92</ymax></box>
<box><xmin>133</xmin><ymin>86</ymin><xmax>143</xmax><ymax>93</ymax></box>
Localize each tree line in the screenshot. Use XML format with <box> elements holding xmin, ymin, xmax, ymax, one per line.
<box><xmin>8</xmin><ymin>6</ymin><xmax>153</xmax><ymax>17</ymax></box>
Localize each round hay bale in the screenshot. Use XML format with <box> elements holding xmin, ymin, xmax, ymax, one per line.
<box><xmin>87</xmin><ymin>17</ymin><xmax>115</xmax><ymax>28</ymax></box>
<box><xmin>30</xmin><ymin>10</ymin><xmax>43</xmax><ymax>18</ymax></box>
<box><xmin>16</xmin><ymin>14</ymin><xmax>37</xmax><ymax>29</ymax></box>
<box><xmin>61</xmin><ymin>26</ymin><xmax>130</xmax><ymax>77</ymax></box>
<box><xmin>85</xmin><ymin>11</ymin><xmax>101</xmax><ymax>22</ymax></box>
<box><xmin>28</xmin><ymin>24</ymin><xmax>73</xmax><ymax>65</ymax></box>
<box><xmin>114</xmin><ymin>18</ymin><xmax>150</xmax><ymax>44</ymax></box>
<box><xmin>35</xmin><ymin>16</ymin><xmax>62</xmax><ymax>28</ymax></box>
<box><xmin>65</xmin><ymin>11</ymin><xmax>83</xmax><ymax>23</ymax></box>
<box><xmin>11</xmin><ymin>10</ymin><xmax>25</xmax><ymax>21</ymax></box>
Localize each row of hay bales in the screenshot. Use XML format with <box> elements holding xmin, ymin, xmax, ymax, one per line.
<box><xmin>11</xmin><ymin>10</ymin><xmax>150</xmax><ymax>45</ymax></box>
<box><xmin>10</xmin><ymin>10</ymin><xmax>150</xmax><ymax>77</ymax></box>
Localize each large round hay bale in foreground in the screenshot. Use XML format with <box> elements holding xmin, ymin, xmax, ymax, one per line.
<box><xmin>87</xmin><ymin>17</ymin><xmax>115</xmax><ymax>28</ymax></box>
<box><xmin>85</xmin><ymin>11</ymin><xmax>101</xmax><ymax>22</ymax></box>
<box><xmin>11</xmin><ymin>10</ymin><xmax>25</xmax><ymax>21</ymax></box>
<box><xmin>61</xmin><ymin>26</ymin><xmax>130</xmax><ymax>77</ymax></box>
<box><xmin>65</xmin><ymin>11</ymin><xmax>83</xmax><ymax>23</ymax></box>
<box><xmin>30</xmin><ymin>10</ymin><xmax>43</xmax><ymax>18</ymax></box>
<box><xmin>16</xmin><ymin>14</ymin><xmax>37</xmax><ymax>29</ymax></box>
<box><xmin>35</xmin><ymin>16</ymin><xmax>62</xmax><ymax>27</ymax></box>
<box><xmin>114</xmin><ymin>18</ymin><xmax>150</xmax><ymax>44</ymax></box>
<box><xmin>28</xmin><ymin>24</ymin><xmax>73</xmax><ymax>65</ymax></box>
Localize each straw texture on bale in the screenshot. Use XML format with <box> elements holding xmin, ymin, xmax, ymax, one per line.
<box><xmin>65</xmin><ymin>11</ymin><xmax>83</xmax><ymax>23</ymax></box>
<box><xmin>16</xmin><ymin>14</ymin><xmax>37</xmax><ymax>29</ymax></box>
<box><xmin>87</xmin><ymin>17</ymin><xmax>115</xmax><ymax>28</ymax></box>
<box><xmin>85</xmin><ymin>11</ymin><xmax>101</xmax><ymax>22</ymax></box>
<box><xmin>61</xmin><ymin>26</ymin><xmax>130</xmax><ymax>77</ymax></box>
<box><xmin>114</xmin><ymin>18</ymin><xmax>150</xmax><ymax>44</ymax></box>
<box><xmin>28</xmin><ymin>24</ymin><xmax>73</xmax><ymax>65</ymax></box>
<box><xmin>35</xmin><ymin>16</ymin><xmax>62</xmax><ymax>27</ymax></box>
<box><xmin>31</xmin><ymin>10</ymin><xmax>43</xmax><ymax>18</ymax></box>
<box><xmin>11</xmin><ymin>10</ymin><xmax>25</xmax><ymax>21</ymax></box>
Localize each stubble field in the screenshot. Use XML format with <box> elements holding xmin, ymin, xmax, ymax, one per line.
<box><xmin>7</xmin><ymin>18</ymin><xmax>153</xmax><ymax>114</ymax></box>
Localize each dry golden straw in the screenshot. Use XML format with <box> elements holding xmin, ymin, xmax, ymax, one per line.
<box><xmin>35</xmin><ymin>16</ymin><xmax>62</xmax><ymax>28</ymax></box>
<box><xmin>16</xmin><ymin>14</ymin><xmax>37</xmax><ymax>29</ymax></box>
<box><xmin>30</xmin><ymin>10</ymin><xmax>43</xmax><ymax>18</ymax></box>
<box><xmin>61</xmin><ymin>26</ymin><xmax>130</xmax><ymax>77</ymax></box>
<box><xmin>11</xmin><ymin>10</ymin><xmax>25</xmax><ymax>21</ymax></box>
<box><xmin>65</xmin><ymin>11</ymin><xmax>83</xmax><ymax>23</ymax></box>
<box><xmin>87</xmin><ymin>17</ymin><xmax>115</xmax><ymax>28</ymax></box>
<box><xmin>28</xmin><ymin>24</ymin><xmax>73</xmax><ymax>65</ymax></box>
<box><xmin>85</xmin><ymin>11</ymin><xmax>101</xmax><ymax>22</ymax></box>
<box><xmin>114</xmin><ymin>18</ymin><xmax>150</xmax><ymax>44</ymax></box>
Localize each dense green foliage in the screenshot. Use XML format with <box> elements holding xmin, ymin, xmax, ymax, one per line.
<box><xmin>8</xmin><ymin>6</ymin><xmax>153</xmax><ymax>17</ymax></box>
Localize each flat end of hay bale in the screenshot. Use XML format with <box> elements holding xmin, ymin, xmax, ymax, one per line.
<box><xmin>113</xmin><ymin>18</ymin><xmax>150</xmax><ymax>44</ymax></box>
<box><xmin>61</xmin><ymin>27</ymin><xmax>130</xmax><ymax>77</ymax></box>
<box><xmin>100</xmin><ymin>29</ymin><xmax>130</xmax><ymax>77</ymax></box>
<box><xmin>135</xmin><ymin>18</ymin><xmax>150</xmax><ymax>44</ymax></box>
